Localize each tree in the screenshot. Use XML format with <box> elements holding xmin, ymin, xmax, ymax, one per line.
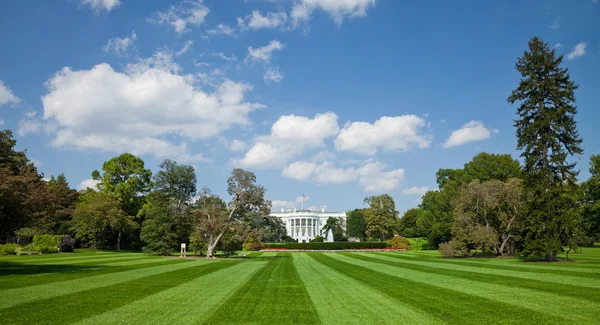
<box><xmin>363</xmin><ymin>194</ymin><xmax>398</xmax><ymax>241</ymax></box>
<box><xmin>508</xmin><ymin>36</ymin><xmax>584</xmax><ymax>261</ymax></box>
<box><xmin>72</xmin><ymin>190</ymin><xmax>126</xmax><ymax>249</ymax></box>
<box><xmin>42</xmin><ymin>173</ymin><xmax>79</xmax><ymax>235</ymax></box>
<box><xmin>582</xmin><ymin>155</ymin><xmax>600</xmax><ymax>243</ymax></box>
<box><xmin>322</xmin><ymin>217</ymin><xmax>346</xmax><ymax>241</ymax></box>
<box><xmin>346</xmin><ymin>209</ymin><xmax>367</xmax><ymax>241</ymax></box>
<box><xmin>139</xmin><ymin>192</ymin><xmax>179</xmax><ymax>255</ymax></box>
<box><xmin>153</xmin><ymin>159</ymin><xmax>196</xmax><ymax>205</ymax></box>
<box><xmin>93</xmin><ymin>153</ymin><xmax>152</xmax><ymax>249</ymax></box>
<box><xmin>451</xmin><ymin>178</ymin><xmax>524</xmax><ymax>256</ymax></box>
<box><xmin>397</xmin><ymin>208</ymin><xmax>424</xmax><ymax>238</ymax></box>
<box><xmin>194</xmin><ymin>169</ymin><xmax>270</xmax><ymax>258</ymax></box>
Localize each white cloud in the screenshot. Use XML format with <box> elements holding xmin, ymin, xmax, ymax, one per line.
<box><xmin>39</xmin><ymin>50</ymin><xmax>264</xmax><ymax>163</ymax></box>
<box><xmin>271</xmin><ymin>200</ymin><xmax>296</xmax><ymax>211</ymax></box>
<box><xmin>238</xmin><ymin>10</ymin><xmax>288</xmax><ymax>30</ymax></box>
<box><xmin>291</xmin><ymin>0</ymin><xmax>376</xmax><ymax>26</ymax></box>
<box><xmin>283</xmin><ymin>159</ymin><xmax>405</xmax><ymax>192</ymax></box>
<box><xmin>550</xmin><ymin>19</ymin><xmax>560</xmax><ymax>30</ymax></box>
<box><xmin>334</xmin><ymin>115</ymin><xmax>431</xmax><ymax>155</ymax></box>
<box><xmin>103</xmin><ymin>31</ymin><xmax>137</xmax><ymax>56</ymax></box>
<box><xmin>442</xmin><ymin>121</ymin><xmax>497</xmax><ymax>148</ymax></box>
<box><xmin>567</xmin><ymin>42</ymin><xmax>587</xmax><ymax>60</ymax></box>
<box><xmin>246</xmin><ymin>40</ymin><xmax>284</xmax><ymax>63</ymax></box>
<box><xmin>81</xmin><ymin>0</ymin><xmax>120</xmax><ymax>13</ymax></box>
<box><xmin>553</xmin><ymin>43</ymin><xmax>563</xmax><ymax>49</ymax></box>
<box><xmin>228</xmin><ymin>139</ymin><xmax>248</xmax><ymax>152</ymax></box>
<box><xmin>0</xmin><ymin>120</ymin><xmax>4</xmax><ymax>126</ymax></box>
<box><xmin>176</xmin><ymin>40</ymin><xmax>194</xmax><ymax>56</ymax></box>
<box><xmin>152</xmin><ymin>0</ymin><xmax>209</xmax><ymax>34</ymax></box>
<box><xmin>264</xmin><ymin>67</ymin><xmax>284</xmax><ymax>84</ymax></box>
<box><xmin>401</xmin><ymin>186</ymin><xmax>430</xmax><ymax>196</ymax></box>
<box><xmin>213</xmin><ymin>52</ymin><xmax>237</xmax><ymax>62</ymax></box>
<box><xmin>235</xmin><ymin>112</ymin><xmax>339</xmax><ymax>169</ymax></box>
<box><xmin>0</xmin><ymin>80</ymin><xmax>20</xmax><ymax>107</ymax></box>
<box><xmin>206</xmin><ymin>24</ymin><xmax>236</xmax><ymax>36</ymax></box>
<box><xmin>78</xmin><ymin>178</ymin><xmax>100</xmax><ymax>191</ymax></box>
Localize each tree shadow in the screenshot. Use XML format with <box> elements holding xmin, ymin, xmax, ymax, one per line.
<box><xmin>0</xmin><ymin>261</ymin><xmax>107</xmax><ymax>276</ymax></box>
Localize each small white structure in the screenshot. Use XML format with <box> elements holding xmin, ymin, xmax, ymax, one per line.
<box><xmin>180</xmin><ymin>243</ymin><xmax>186</xmax><ymax>257</ymax></box>
<box><xmin>270</xmin><ymin>208</ymin><xmax>346</xmax><ymax>243</ymax></box>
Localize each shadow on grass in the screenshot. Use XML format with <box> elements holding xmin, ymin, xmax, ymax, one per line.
<box><xmin>0</xmin><ymin>261</ymin><xmax>106</xmax><ymax>276</ymax></box>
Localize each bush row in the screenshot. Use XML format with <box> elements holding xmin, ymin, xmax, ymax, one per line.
<box><xmin>0</xmin><ymin>235</ymin><xmax>75</xmax><ymax>255</ymax></box>
<box><xmin>264</xmin><ymin>242</ymin><xmax>387</xmax><ymax>250</ymax></box>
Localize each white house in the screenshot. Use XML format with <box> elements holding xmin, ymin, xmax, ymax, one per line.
<box><xmin>270</xmin><ymin>208</ymin><xmax>346</xmax><ymax>243</ymax></box>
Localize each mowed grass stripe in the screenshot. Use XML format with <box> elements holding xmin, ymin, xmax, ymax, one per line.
<box><xmin>312</xmin><ymin>253</ymin><xmax>565</xmax><ymax>324</ymax></box>
<box><xmin>294</xmin><ymin>253</ymin><xmax>443</xmax><ymax>325</ymax></box>
<box><xmin>329</xmin><ymin>254</ymin><xmax>599</xmax><ymax>323</ymax></box>
<box><xmin>0</xmin><ymin>261</ymin><xmax>237</xmax><ymax>325</ymax></box>
<box><xmin>0</xmin><ymin>258</ymin><xmax>185</xmax><ymax>290</ymax></box>
<box><xmin>75</xmin><ymin>261</ymin><xmax>266</xmax><ymax>325</ymax></box>
<box><xmin>363</xmin><ymin>253</ymin><xmax>600</xmax><ymax>293</ymax></box>
<box><xmin>377</xmin><ymin>252</ymin><xmax>600</xmax><ymax>275</ymax></box>
<box><xmin>204</xmin><ymin>253</ymin><xmax>320</xmax><ymax>325</ymax></box>
<box><xmin>0</xmin><ymin>259</ymin><xmax>210</xmax><ymax>308</ymax></box>
<box><xmin>0</xmin><ymin>252</ymin><xmax>143</xmax><ymax>264</ymax></box>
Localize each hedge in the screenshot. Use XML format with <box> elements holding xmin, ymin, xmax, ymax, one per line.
<box><xmin>264</xmin><ymin>242</ymin><xmax>387</xmax><ymax>250</ymax></box>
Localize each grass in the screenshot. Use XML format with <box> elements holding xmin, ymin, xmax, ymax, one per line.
<box><xmin>1</xmin><ymin>248</ymin><xmax>599</xmax><ymax>324</ymax></box>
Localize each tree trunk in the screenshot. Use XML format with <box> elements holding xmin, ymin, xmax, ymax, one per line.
<box><xmin>116</xmin><ymin>231</ymin><xmax>122</xmax><ymax>251</ymax></box>
<box><xmin>93</xmin><ymin>238</ymin><xmax>97</xmax><ymax>250</ymax></box>
<box><xmin>499</xmin><ymin>234</ymin><xmax>511</xmax><ymax>256</ymax></box>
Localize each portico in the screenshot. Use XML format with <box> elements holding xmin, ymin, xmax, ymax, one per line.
<box><xmin>270</xmin><ymin>208</ymin><xmax>346</xmax><ymax>242</ymax></box>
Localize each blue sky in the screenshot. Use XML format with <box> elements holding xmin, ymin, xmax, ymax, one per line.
<box><xmin>0</xmin><ymin>0</ymin><xmax>598</xmax><ymax>214</ymax></box>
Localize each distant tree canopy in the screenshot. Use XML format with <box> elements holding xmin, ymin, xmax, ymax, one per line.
<box><xmin>322</xmin><ymin>217</ymin><xmax>346</xmax><ymax>242</ymax></box>
<box><xmin>346</xmin><ymin>208</ymin><xmax>367</xmax><ymax>241</ymax></box>
<box><xmin>363</xmin><ymin>194</ymin><xmax>398</xmax><ymax>241</ymax></box>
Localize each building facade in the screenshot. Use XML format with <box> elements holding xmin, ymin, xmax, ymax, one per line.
<box><xmin>270</xmin><ymin>208</ymin><xmax>347</xmax><ymax>243</ymax></box>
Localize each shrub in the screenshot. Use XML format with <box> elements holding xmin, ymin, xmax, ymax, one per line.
<box><xmin>15</xmin><ymin>227</ymin><xmax>38</xmax><ymax>245</ymax></box>
<box><xmin>243</xmin><ymin>242</ymin><xmax>265</xmax><ymax>251</ymax></box>
<box><xmin>439</xmin><ymin>240</ymin><xmax>468</xmax><ymax>258</ymax></box>
<box><xmin>264</xmin><ymin>242</ymin><xmax>387</xmax><ymax>250</ymax></box>
<box><xmin>389</xmin><ymin>236</ymin><xmax>413</xmax><ymax>250</ymax></box>
<box><xmin>33</xmin><ymin>234</ymin><xmax>60</xmax><ymax>254</ymax></box>
<box><xmin>311</xmin><ymin>236</ymin><xmax>324</xmax><ymax>242</ymax></box>
<box><xmin>58</xmin><ymin>235</ymin><xmax>76</xmax><ymax>252</ymax></box>
<box><xmin>0</xmin><ymin>244</ymin><xmax>21</xmax><ymax>255</ymax></box>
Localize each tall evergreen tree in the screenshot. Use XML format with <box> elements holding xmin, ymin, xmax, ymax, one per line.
<box><xmin>508</xmin><ymin>36</ymin><xmax>584</xmax><ymax>261</ymax></box>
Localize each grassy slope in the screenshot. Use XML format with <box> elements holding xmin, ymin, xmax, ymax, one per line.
<box><xmin>0</xmin><ymin>248</ymin><xmax>599</xmax><ymax>324</ymax></box>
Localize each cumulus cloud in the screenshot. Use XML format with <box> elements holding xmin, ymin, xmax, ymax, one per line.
<box><xmin>0</xmin><ymin>80</ymin><xmax>20</xmax><ymax>107</ymax></box>
<box><xmin>246</xmin><ymin>40</ymin><xmax>284</xmax><ymax>63</ymax></box>
<box><xmin>104</xmin><ymin>31</ymin><xmax>137</xmax><ymax>56</ymax></box>
<box><xmin>206</xmin><ymin>23</ymin><xmax>235</xmax><ymax>36</ymax></box>
<box><xmin>235</xmin><ymin>112</ymin><xmax>339</xmax><ymax>169</ymax></box>
<box><xmin>238</xmin><ymin>10</ymin><xmax>288</xmax><ymax>30</ymax></box>
<box><xmin>291</xmin><ymin>0</ymin><xmax>376</xmax><ymax>27</ymax></box>
<box><xmin>443</xmin><ymin>121</ymin><xmax>497</xmax><ymax>148</ymax></box>
<box><xmin>283</xmin><ymin>159</ymin><xmax>404</xmax><ymax>192</ymax></box>
<box><xmin>151</xmin><ymin>0</ymin><xmax>209</xmax><ymax>34</ymax></box>
<box><xmin>271</xmin><ymin>195</ymin><xmax>311</xmax><ymax>211</ymax></box>
<box><xmin>213</xmin><ymin>52</ymin><xmax>237</xmax><ymax>62</ymax></box>
<box><xmin>401</xmin><ymin>186</ymin><xmax>430</xmax><ymax>196</ymax></box>
<box><xmin>567</xmin><ymin>42</ymin><xmax>587</xmax><ymax>60</ymax></box>
<box><xmin>78</xmin><ymin>178</ymin><xmax>100</xmax><ymax>191</ymax></box>
<box><xmin>39</xmin><ymin>50</ymin><xmax>264</xmax><ymax>163</ymax></box>
<box><xmin>334</xmin><ymin>115</ymin><xmax>431</xmax><ymax>155</ymax></box>
<box><xmin>81</xmin><ymin>0</ymin><xmax>120</xmax><ymax>13</ymax></box>
<box><xmin>228</xmin><ymin>139</ymin><xmax>248</xmax><ymax>152</ymax></box>
<box><xmin>264</xmin><ymin>67</ymin><xmax>284</xmax><ymax>84</ymax></box>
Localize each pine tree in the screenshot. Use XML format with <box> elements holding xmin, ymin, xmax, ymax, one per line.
<box><xmin>507</xmin><ymin>36</ymin><xmax>584</xmax><ymax>261</ymax></box>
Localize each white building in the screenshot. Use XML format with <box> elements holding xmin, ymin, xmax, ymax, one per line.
<box><xmin>270</xmin><ymin>208</ymin><xmax>346</xmax><ymax>243</ymax></box>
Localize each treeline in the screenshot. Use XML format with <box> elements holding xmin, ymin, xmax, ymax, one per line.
<box><xmin>0</xmin><ymin>130</ymin><xmax>281</xmax><ymax>256</ymax></box>
<box><xmin>398</xmin><ymin>37</ymin><xmax>599</xmax><ymax>261</ymax></box>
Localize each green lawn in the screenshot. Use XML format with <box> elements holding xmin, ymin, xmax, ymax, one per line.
<box><xmin>1</xmin><ymin>248</ymin><xmax>600</xmax><ymax>324</ymax></box>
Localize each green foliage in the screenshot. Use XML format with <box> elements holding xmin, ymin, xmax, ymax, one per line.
<box><xmin>58</xmin><ymin>235</ymin><xmax>76</xmax><ymax>252</ymax></box>
<box><xmin>346</xmin><ymin>208</ymin><xmax>367</xmax><ymax>241</ymax></box>
<box><xmin>322</xmin><ymin>217</ymin><xmax>346</xmax><ymax>241</ymax></box>
<box><xmin>33</xmin><ymin>234</ymin><xmax>61</xmax><ymax>252</ymax></box>
<box><xmin>397</xmin><ymin>208</ymin><xmax>425</xmax><ymax>238</ymax></box>
<box><xmin>264</xmin><ymin>242</ymin><xmax>387</xmax><ymax>250</ymax></box>
<box><xmin>582</xmin><ymin>154</ymin><xmax>600</xmax><ymax>243</ymax></box>
<box><xmin>508</xmin><ymin>36</ymin><xmax>584</xmax><ymax>261</ymax></box>
<box><xmin>363</xmin><ymin>194</ymin><xmax>398</xmax><ymax>241</ymax></box>
<box><xmin>439</xmin><ymin>240</ymin><xmax>468</xmax><ymax>258</ymax></box>
<box><xmin>15</xmin><ymin>227</ymin><xmax>38</xmax><ymax>245</ymax></box>
<box><xmin>139</xmin><ymin>192</ymin><xmax>182</xmax><ymax>256</ymax></box>
<box><xmin>72</xmin><ymin>190</ymin><xmax>125</xmax><ymax>249</ymax></box>
<box><xmin>389</xmin><ymin>235</ymin><xmax>412</xmax><ymax>250</ymax></box>
<box><xmin>153</xmin><ymin>159</ymin><xmax>197</xmax><ymax>204</ymax></box>
<box><xmin>0</xmin><ymin>243</ymin><xmax>22</xmax><ymax>255</ymax></box>
<box><xmin>310</xmin><ymin>236</ymin><xmax>324</xmax><ymax>242</ymax></box>
<box><xmin>242</xmin><ymin>238</ymin><xmax>265</xmax><ymax>251</ymax></box>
